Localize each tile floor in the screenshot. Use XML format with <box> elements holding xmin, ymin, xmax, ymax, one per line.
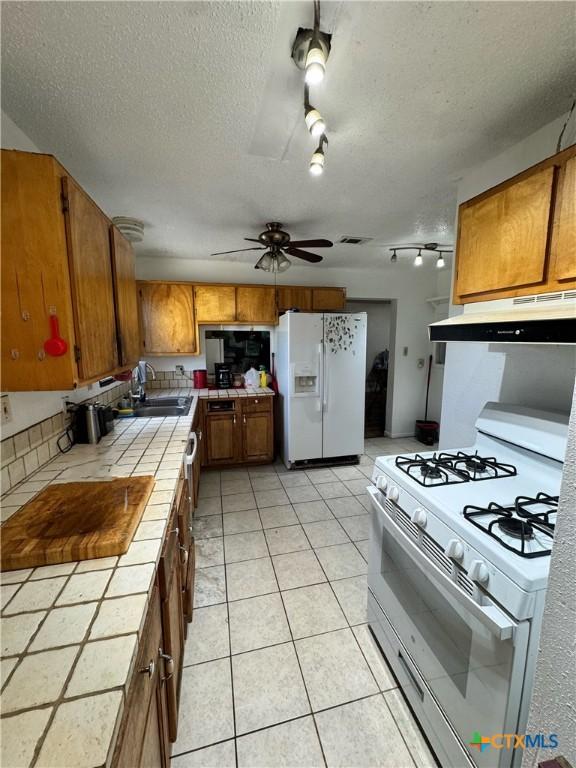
<box><xmin>173</xmin><ymin>437</ymin><xmax>438</xmax><ymax>768</ymax></box>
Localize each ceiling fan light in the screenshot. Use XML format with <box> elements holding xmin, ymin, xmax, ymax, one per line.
<box><xmin>390</xmin><ymin>250</ymin><xmax>397</xmax><ymax>263</ymax></box>
<box><xmin>305</xmin><ymin>107</ymin><xmax>326</xmax><ymax>138</ymax></box>
<box><xmin>436</xmin><ymin>254</ymin><xmax>446</xmax><ymax>269</ymax></box>
<box><xmin>275</xmin><ymin>253</ymin><xmax>292</xmax><ymax>273</ymax></box>
<box><xmin>414</xmin><ymin>252</ymin><xmax>423</xmax><ymax>267</ymax></box>
<box><xmin>256</xmin><ymin>251</ymin><xmax>274</xmax><ymax>272</ymax></box>
<box><xmin>305</xmin><ymin>43</ymin><xmax>326</xmax><ymax>84</ymax></box>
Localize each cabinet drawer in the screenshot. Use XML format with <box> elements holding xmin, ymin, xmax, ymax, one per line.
<box><xmin>242</xmin><ymin>396</ymin><xmax>272</xmax><ymax>413</ymax></box>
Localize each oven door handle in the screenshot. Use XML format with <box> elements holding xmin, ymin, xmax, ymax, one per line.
<box><xmin>185</xmin><ymin>431</ymin><xmax>198</xmax><ymax>467</ymax></box>
<box><xmin>368</xmin><ymin>486</ymin><xmax>517</xmax><ymax>642</ymax></box>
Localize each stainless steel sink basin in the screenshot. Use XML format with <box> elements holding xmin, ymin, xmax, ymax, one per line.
<box><xmin>132</xmin><ymin>396</ymin><xmax>192</xmax><ymax>418</ymax></box>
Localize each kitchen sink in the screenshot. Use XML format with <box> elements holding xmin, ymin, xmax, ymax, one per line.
<box><xmin>132</xmin><ymin>396</ymin><xmax>192</xmax><ymax>418</ymax></box>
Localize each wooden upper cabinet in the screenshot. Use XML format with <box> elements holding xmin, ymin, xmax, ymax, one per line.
<box><xmin>236</xmin><ymin>286</ymin><xmax>277</xmax><ymax>323</ymax></box>
<box><xmin>194</xmin><ymin>285</ymin><xmax>236</xmax><ymax>323</ymax></box>
<box><xmin>550</xmin><ymin>155</ymin><xmax>576</xmax><ymax>282</ymax></box>
<box><xmin>62</xmin><ymin>176</ymin><xmax>119</xmax><ymax>380</ymax></box>
<box><xmin>277</xmin><ymin>286</ymin><xmax>313</xmax><ymax>312</ymax></box>
<box><xmin>139</xmin><ymin>283</ymin><xmax>197</xmax><ymax>355</ymax></box>
<box><xmin>455</xmin><ymin>166</ymin><xmax>555</xmax><ymax>298</ymax></box>
<box><xmin>312</xmin><ymin>287</ymin><xmax>347</xmax><ymax>310</ymax></box>
<box><xmin>110</xmin><ymin>227</ymin><xmax>140</xmax><ymax>367</ymax></box>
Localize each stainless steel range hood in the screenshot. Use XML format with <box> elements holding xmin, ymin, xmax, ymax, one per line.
<box><xmin>429</xmin><ymin>292</ymin><xmax>576</xmax><ymax>344</ymax></box>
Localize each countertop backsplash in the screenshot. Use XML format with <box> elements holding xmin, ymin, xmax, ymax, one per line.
<box><xmin>0</xmin><ymin>381</ymin><xmax>132</xmax><ymax>497</ymax></box>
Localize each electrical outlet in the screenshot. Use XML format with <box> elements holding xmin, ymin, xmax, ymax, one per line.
<box><xmin>176</xmin><ymin>365</ymin><xmax>185</xmax><ymax>376</ymax></box>
<box><xmin>1</xmin><ymin>394</ymin><xmax>12</xmax><ymax>425</ymax></box>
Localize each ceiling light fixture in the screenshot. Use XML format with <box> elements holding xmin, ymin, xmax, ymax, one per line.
<box><xmin>255</xmin><ymin>250</ymin><xmax>292</xmax><ymax>273</ymax></box>
<box><xmin>436</xmin><ymin>254</ymin><xmax>446</xmax><ymax>269</ymax></box>
<box><xmin>388</xmin><ymin>243</ymin><xmax>453</xmax><ymax>266</ymax></box>
<box><xmin>305</xmin><ymin>38</ymin><xmax>327</xmax><ymax>85</ymax></box>
<box><xmin>305</xmin><ymin>104</ymin><xmax>326</xmax><ymax>138</ymax></box>
<box><xmin>414</xmin><ymin>250</ymin><xmax>423</xmax><ymax>267</ymax></box>
<box><xmin>390</xmin><ymin>250</ymin><xmax>398</xmax><ymax>263</ymax></box>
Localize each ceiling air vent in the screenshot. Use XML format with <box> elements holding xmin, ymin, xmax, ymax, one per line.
<box><xmin>112</xmin><ymin>217</ymin><xmax>145</xmax><ymax>243</ymax></box>
<box><xmin>338</xmin><ymin>236</ymin><xmax>373</xmax><ymax>245</ymax></box>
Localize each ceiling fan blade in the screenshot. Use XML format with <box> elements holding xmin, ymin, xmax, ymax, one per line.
<box><xmin>289</xmin><ymin>239</ymin><xmax>333</xmax><ymax>248</ymax></box>
<box><xmin>244</xmin><ymin>238</ymin><xmax>261</xmax><ymax>243</ymax></box>
<box><xmin>211</xmin><ymin>246</ymin><xmax>265</xmax><ymax>256</ymax></box>
<box><xmin>285</xmin><ymin>246</ymin><xmax>323</xmax><ymax>264</ymax></box>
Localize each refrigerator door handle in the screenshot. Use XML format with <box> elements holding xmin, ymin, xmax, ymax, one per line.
<box><xmin>320</xmin><ymin>341</ymin><xmax>328</xmax><ymax>413</ymax></box>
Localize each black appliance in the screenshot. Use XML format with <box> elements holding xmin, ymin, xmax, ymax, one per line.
<box><xmin>214</xmin><ymin>363</ymin><xmax>232</xmax><ymax>389</ymax></box>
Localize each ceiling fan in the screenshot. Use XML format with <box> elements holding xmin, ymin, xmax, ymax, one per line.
<box><xmin>211</xmin><ymin>222</ymin><xmax>333</xmax><ymax>272</ymax></box>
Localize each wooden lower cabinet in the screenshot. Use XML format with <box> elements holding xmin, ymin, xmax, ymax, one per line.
<box><xmin>113</xmin><ymin>586</ymin><xmax>170</xmax><ymax>768</ymax></box>
<box><xmin>158</xmin><ymin>514</ymin><xmax>186</xmax><ymax>744</ymax></box>
<box><xmin>202</xmin><ymin>397</ymin><xmax>274</xmax><ymax>467</ymax></box>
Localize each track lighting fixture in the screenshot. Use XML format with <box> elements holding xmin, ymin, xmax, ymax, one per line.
<box><xmin>388</xmin><ymin>243</ymin><xmax>453</xmax><ymax>266</ymax></box>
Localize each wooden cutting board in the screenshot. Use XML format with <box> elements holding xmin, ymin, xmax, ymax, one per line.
<box><xmin>0</xmin><ymin>476</ymin><xmax>155</xmax><ymax>571</ymax></box>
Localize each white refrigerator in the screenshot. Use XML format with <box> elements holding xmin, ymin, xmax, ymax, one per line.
<box><xmin>276</xmin><ymin>312</ymin><xmax>367</xmax><ymax>467</ymax></box>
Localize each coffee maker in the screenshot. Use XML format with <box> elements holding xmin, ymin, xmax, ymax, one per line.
<box><xmin>214</xmin><ymin>363</ymin><xmax>232</xmax><ymax>389</ymax></box>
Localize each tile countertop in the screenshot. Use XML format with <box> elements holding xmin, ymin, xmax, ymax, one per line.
<box><xmin>0</xmin><ymin>390</ymin><xmax>216</xmax><ymax>768</ymax></box>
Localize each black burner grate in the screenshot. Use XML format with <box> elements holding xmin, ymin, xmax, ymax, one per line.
<box><xmin>395</xmin><ymin>451</ymin><xmax>517</xmax><ymax>487</ymax></box>
<box><xmin>463</xmin><ymin>493</ymin><xmax>558</xmax><ymax>558</ymax></box>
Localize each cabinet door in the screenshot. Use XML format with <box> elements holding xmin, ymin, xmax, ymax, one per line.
<box><xmin>455</xmin><ymin>167</ymin><xmax>555</xmax><ymax>298</ymax></box>
<box><xmin>110</xmin><ymin>227</ymin><xmax>140</xmax><ymax>367</ymax></box>
<box><xmin>159</xmin><ymin>520</ymin><xmax>185</xmax><ymax>744</ymax></box>
<box><xmin>277</xmin><ymin>286</ymin><xmax>313</xmax><ymax>312</ymax></box>
<box><xmin>205</xmin><ymin>412</ymin><xmax>240</xmax><ymax>464</ymax></box>
<box><xmin>312</xmin><ymin>287</ymin><xmax>346</xmax><ymax>310</ymax></box>
<box><xmin>242</xmin><ymin>410</ymin><xmax>273</xmax><ymax>462</ymax></box>
<box><xmin>139</xmin><ymin>282</ymin><xmax>196</xmax><ymax>354</ymax></box>
<box><xmin>62</xmin><ymin>177</ymin><xmax>118</xmax><ymax>380</ymax></box>
<box><xmin>236</xmin><ymin>286</ymin><xmax>277</xmax><ymax>323</ymax></box>
<box><xmin>177</xmin><ymin>478</ymin><xmax>194</xmax><ymax>624</ymax></box>
<box><xmin>195</xmin><ymin>285</ymin><xmax>236</xmax><ymax>322</ymax></box>
<box><xmin>115</xmin><ymin>586</ymin><xmax>169</xmax><ymax>768</ymax></box>
<box><xmin>550</xmin><ymin>156</ymin><xmax>576</xmax><ymax>281</ymax></box>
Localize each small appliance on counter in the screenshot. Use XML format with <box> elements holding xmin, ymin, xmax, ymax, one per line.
<box><xmin>214</xmin><ymin>363</ymin><xmax>232</xmax><ymax>389</ymax></box>
<box><xmin>193</xmin><ymin>369</ymin><xmax>208</xmax><ymax>389</ymax></box>
<box><xmin>69</xmin><ymin>403</ymin><xmax>101</xmax><ymax>444</ymax></box>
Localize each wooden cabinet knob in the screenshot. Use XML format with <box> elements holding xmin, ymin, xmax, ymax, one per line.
<box><xmin>139</xmin><ymin>659</ymin><xmax>155</xmax><ymax>678</ymax></box>
<box><xmin>159</xmin><ymin>650</ymin><xmax>174</xmax><ymax>681</ymax></box>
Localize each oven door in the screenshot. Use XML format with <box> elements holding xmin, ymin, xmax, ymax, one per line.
<box><xmin>367</xmin><ymin>486</ymin><xmax>530</xmax><ymax>768</ymax></box>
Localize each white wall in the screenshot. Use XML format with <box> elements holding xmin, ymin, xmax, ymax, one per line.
<box><xmin>522</xmin><ymin>388</ymin><xmax>576</xmax><ymax>767</ymax></box>
<box><xmin>1</xmin><ymin>110</ymin><xmax>131</xmax><ymax>437</ymax></box>
<box><xmin>137</xmin><ymin>257</ymin><xmax>439</xmax><ymax>437</ymax></box>
<box><xmin>439</xmin><ymin>112</ymin><xmax>576</xmax><ymax>448</ymax></box>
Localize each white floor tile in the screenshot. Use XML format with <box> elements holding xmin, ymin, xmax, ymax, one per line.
<box><xmin>264</xmin><ymin>524</ymin><xmax>310</xmax><ymax>556</ymax></box>
<box><xmin>232</xmin><ymin>642</ymin><xmax>310</xmax><ymax>735</ymax></box>
<box><xmin>258</xmin><ymin>504</ymin><xmax>299</xmax><ymax>529</ymax></box>
<box><xmin>282</xmin><ymin>583</ymin><xmax>347</xmax><ymax>639</ymax></box>
<box><xmin>224</xmin><ymin>531</ymin><xmax>268</xmax><ymax>563</ymax></box>
<box><xmin>226</xmin><ymin>557</ymin><xmax>278</xmax><ymax>602</ymax></box>
<box><xmin>331</xmin><ymin>575</ymin><xmax>368</xmax><ymax>625</ymax></box>
<box><xmin>293</xmin><ymin>499</ymin><xmax>334</xmax><ymax>524</ymax></box>
<box><xmin>194</xmin><ymin>566</ymin><xmax>226</xmax><ymax>607</ymax></box>
<box><xmin>184</xmin><ymin>603</ymin><xmax>230</xmax><ymax>665</ymax></box>
<box><xmin>296</xmin><ymin>628</ymin><xmax>378</xmax><ymax>711</ymax></box>
<box><xmin>325</xmin><ymin>496</ymin><xmax>366</xmax><ymax>518</ymax></box>
<box><xmin>195</xmin><ymin>538</ymin><xmax>225</xmax><ymax>569</ymax></box>
<box><xmin>302</xmin><ymin>520</ymin><xmax>349</xmax><ymax>548</ymax></box>
<box><xmin>172</xmin><ymin>740</ymin><xmax>236</xmax><ymax>768</ymax></box>
<box><xmin>193</xmin><ymin>516</ymin><xmax>223</xmax><ymax>539</ymax></box>
<box><xmin>315</xmin><ymin>543</ymin><xmax>367</xmax><ymax>581</ymax></box>
<box><xmin>384</xmin><ymin>689</ymin><xmax>438</xmax><ymax>767</ymax></box>
<box><xmin>286</xmin><ymin>485</ymin><xmax>322</xmax><ymax>504</ymax></box>
<box><xmin>351</xmin><ymin>624</ymin><xmax>397</xmax><ymax>691</ymax></box>
<box><xmin>272</xmin><ymin>550</ymin><xmax>326</xmax><ymax>591</ymax></box>
<box><xmin>237</xmin><ymin>716</ymin><xmax>324</xmax><ymax>768</ymax></box>
<box><xmin>254</xmin><ymin>488</ymin><xmax>290</xmax><ymax>508</ymax></box>
<box><xmin>175</xmin><ymin>659</ymin><xmax>234</xmax><ymax>753</ymax></box>
<box><xmin>222</xmin><ymin>492</ymin><xmax>256</xmax><ymax>513</ymax></box>
<box><xmin>223</xmin><ymin>509</ymin><xmax>262</xmax><ymax>535</ymax></box>
<box><xmin>315</xmin><ymin>694</ymin><xmax>415</xmax><ymax>768</ymax></box>
<box><xmin>229</xmin><ymin>593</ymin><xmax>290</xmax><ymax>654</ymax></box>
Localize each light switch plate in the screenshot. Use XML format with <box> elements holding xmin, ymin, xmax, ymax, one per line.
<box><xmin>1</xmin><ymin>394</ymin><xmax>12</xmax><ymax>424</ymax></box>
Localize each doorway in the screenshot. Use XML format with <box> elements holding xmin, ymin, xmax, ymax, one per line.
<box><xmin>346</xmin><ymin>300</ymin><xmax>392</xmax><ymax>438</ymax></box>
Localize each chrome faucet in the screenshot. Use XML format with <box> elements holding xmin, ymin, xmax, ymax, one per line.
<box><xmin>130</xmin><ymin>361</ymin><xmax>157</xmax><ymax>403</ymax></box>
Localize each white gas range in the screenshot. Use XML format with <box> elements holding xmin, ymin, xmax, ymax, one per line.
<box><xmin>367</xmin><ymin>403</ymin><xmax>568</xmax><ymax>768</ymax></box>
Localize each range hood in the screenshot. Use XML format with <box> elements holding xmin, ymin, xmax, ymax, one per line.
<box><xmin>429</xmin><ymin>291</ymin><xmax>576</xmax><ymax>344</ymax></box>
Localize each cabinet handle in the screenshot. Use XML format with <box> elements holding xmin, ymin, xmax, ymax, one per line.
<box><xmin>254</xmin><ymin>398</ymin><xmax>259</xmax><ymax>404</ymax></box>
<box><xmin>179</xmin><ymin>545</ymin><xmax>188</xmax><ymax>566</ymax></box>
<box><xmin>233</xmin><ymin>414</ymin><xmax>236</xmax><ymax>424</ymax></box>
<box><xmin>159</xmin><ymin>650</ymin><xmax>174</xmax><ymax>681</ymax></box>
<box><xmin>139</xmin><ymin>659</ymin><xmax>155</xmax><ymax>678</ymax></box>
<box><xmin>198</xmin><ymin>430</ymin><xmax>203</xmax><ymax>441</ymax></box>
<box><xmin>243</xmin><ymin>415</ymin><xmax>247</xmax><ymax>425</ymax></box>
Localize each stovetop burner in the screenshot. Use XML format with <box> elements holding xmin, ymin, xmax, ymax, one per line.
<box><xmin>497</xmin><ymin>517</ymin><xmax>534</xmax><ymax>540</ymax></box>
<box><xmin>463</xmin><ymin>493</ymin><xmax>558</xmax><ymax>558</ymax></box>
<box><xmin>395</xmin><ymin>451</ymin><xmax>517</xmax><ymax>487</ymax></box>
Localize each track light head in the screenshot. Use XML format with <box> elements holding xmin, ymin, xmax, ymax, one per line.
<box><xmin>390</xmin><ymin>250</ymin><xmax>398</xmax><ymax>263</ymax></box>
<box><xmin>305</xmin><ymin>40</ymin><xmax>327</xmax><ymax>85</ymax></box>
<box><xmin>309</xmin><ymin>140</ymin><xmax>326</xmax><ymax>176</ymax></box>
<box><xmin>414</xmin><ymin>250</ymin><xmax>423</xmax><ymax>267</ymax></box>
<box><xmin>305</xmin><ymin>106</ymin><xmax>326</xmax><ymax>138</ymax></box>
<box><xmin>436</xmin><ymin>254</ymin><xmax>446</xmax><ymax>269</ymax></box>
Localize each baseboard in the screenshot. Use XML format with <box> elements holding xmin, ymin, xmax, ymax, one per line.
<box><xmin>383</xmin><ymin>431</ymin><xmax>416</xmax><ymax>439</ymax></box>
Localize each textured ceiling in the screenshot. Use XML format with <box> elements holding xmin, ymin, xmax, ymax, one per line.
<box><xmin>2</xmin><ymin>1</ymin><xmax>575</xmax><ymax>270</ymax></box>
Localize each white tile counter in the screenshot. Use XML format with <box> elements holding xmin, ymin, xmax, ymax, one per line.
<box><xmin>0</xmin><ymin>392</ymin><xmax>204</xmax><ymax>767</ymax></box>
